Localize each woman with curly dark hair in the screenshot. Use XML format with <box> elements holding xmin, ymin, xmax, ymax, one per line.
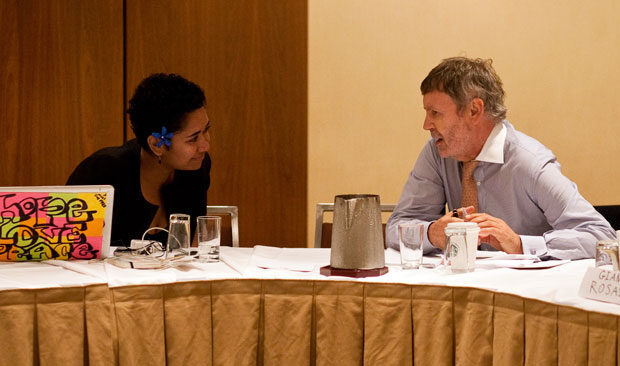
<box><xmin>67</xmin><ymin>73</ymin><xmax>211</xmax><ymax>247</ymax></box>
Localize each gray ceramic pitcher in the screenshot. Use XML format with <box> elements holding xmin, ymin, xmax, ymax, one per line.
<box><xmin>330</xmin><ymin>194</ymin><xmax>385</xmax><ymax>269</ymax></box>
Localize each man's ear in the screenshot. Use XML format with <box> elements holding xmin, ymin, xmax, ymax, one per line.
<box><xmin>469</xmin><ymin>97</ymin><xmax>485</xmax><ymax>123</ymax></box>
<box><xmin>147</xmin><ymin>135</ymin><xmax>165</xmax><ymax>158</ymax></box>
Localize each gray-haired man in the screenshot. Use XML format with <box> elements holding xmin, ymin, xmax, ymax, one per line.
<box><xmin>386</xmin><ymin>57</ymin><xmax>615</xmax><ymax>260</ymax></box>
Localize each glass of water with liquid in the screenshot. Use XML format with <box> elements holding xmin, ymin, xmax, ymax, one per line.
<box><xmin>197</xmin><ymin>216</ymin><xmax>221</xmax><ymax>262</ymax></box>
<box><xmin>398</xmin><ymin>222</ymin><xmax>424</xmax><ymax>269</ymax></box>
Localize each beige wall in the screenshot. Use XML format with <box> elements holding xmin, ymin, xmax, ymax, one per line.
<box><xmin>308</xmin><ymin>0</ymin><xmax>620</xmax><ymax>246</ymax></box>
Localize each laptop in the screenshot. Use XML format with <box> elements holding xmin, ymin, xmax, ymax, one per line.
<box><xmin>0</xmin><ymin>185</ymin><xmax>114</xmax><ymax>261</ymax></box>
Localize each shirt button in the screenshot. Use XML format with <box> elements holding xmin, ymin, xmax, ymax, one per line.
<box><xmin>476</xmin><ymin>182</ymin><xmax>481</xmax><ymax>186</ymax></box>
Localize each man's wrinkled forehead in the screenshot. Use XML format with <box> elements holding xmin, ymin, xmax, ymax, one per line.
<box><xmin>422</xmin><ymin>90</ymin><xmax>459</xmax><ymax>111</ymax></box>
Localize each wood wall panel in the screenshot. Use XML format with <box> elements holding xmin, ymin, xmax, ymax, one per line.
<box><xmin>0</xmin><ymin>0</ymin><xmax>124</xmax><ymax>186</ymax></box>
<box><xmin>126</xmin><ymin>0</ymin><xmax>307</xmax><ymax>247</ymax></box>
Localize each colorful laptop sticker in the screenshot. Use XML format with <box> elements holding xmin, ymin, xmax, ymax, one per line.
<box><xmin>0</xmin><ymin>185</ymin><xmax>114</xmax><ymax>261</ymax></box>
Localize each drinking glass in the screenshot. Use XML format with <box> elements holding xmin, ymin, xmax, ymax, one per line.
<box><xmin>596</xmin><ymin>239</ymin><xmax>619</xmax><ymax>271</ymax></box>
<box><xmin>197</xmin><ymin>216</ymin><xmax>221</xmax><ymax>262</ymax></box>
<box><xmin>398</xmin><ymin>223</ymin><xmax>424</xmax><ymax>269</ymax></box>
<box><xmin>166</xmin><ymin>213</ymin><xmax>191</xmax><ymax>258</ymax></box>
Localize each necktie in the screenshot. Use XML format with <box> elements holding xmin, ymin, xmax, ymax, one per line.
<box><xmin>460</xmin><ymin>160</ymin><xmax>479</xmax><ymax>213</ymax></box>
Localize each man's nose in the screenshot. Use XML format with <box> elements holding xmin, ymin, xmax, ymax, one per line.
<box><xmin>423</xmin><ymin>116</ymin><xmax>433</xmax><ymax>130</ymax></box>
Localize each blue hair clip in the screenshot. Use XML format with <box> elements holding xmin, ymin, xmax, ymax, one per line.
<box><xmin>152</xmin><ymin>126</ymin><xmax>173</xmax><ymax>147</ymax></box>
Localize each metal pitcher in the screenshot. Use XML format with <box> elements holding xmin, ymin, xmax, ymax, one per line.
<box><xmin>330</xmin><ymin>194</ymin><xmax>385</xmax><ymax>269</ymax></box>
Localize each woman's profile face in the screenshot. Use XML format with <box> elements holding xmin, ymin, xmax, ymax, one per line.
<box><xmin>163</xmin><ymin>107</ymin><xmax>210</xmax><ymax>170</ymax></box>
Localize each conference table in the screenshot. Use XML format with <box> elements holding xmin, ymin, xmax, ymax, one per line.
<box><xmin>1</xmin><ymin>246</ymin><xmax>619</xmax><ymax>366</ymax></box>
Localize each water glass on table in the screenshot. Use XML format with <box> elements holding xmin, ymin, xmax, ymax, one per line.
<box><xmin>166</xmin><ymin>213</ymin><xmax>191</xmax><ymax>258</ymax></box>
<box><xmin>398</xmin><ymin>222</ymin><xmax>424</xmax><ymax>269</ymax></box>
<box><xmin>197</xmin><ymin>216</ymin><xmax>221</xmax><ymax>262</ymax></box>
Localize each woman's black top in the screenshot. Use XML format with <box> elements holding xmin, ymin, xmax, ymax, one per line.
<box><xmin>66</xmin><ymin>139</ymin><xmax>210</xmax><ymax>246</ymax></box>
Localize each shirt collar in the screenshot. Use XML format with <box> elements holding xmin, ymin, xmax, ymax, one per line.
<box><xmin>474</xmin><ymin>121</ymin><xmax>506</xmax><ymax>164</ymax></box>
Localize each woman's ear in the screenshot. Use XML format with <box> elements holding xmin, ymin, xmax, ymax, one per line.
<box><xmin>147</xmin><ymin>135</ymin><xmax>165</xmax><ymax>158</ymax></box>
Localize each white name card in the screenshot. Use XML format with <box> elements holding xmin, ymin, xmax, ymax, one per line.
<box><xmin>579</xmin><ymin>267</ymin><xmax>620</xmax><ymax>305</ymax></box>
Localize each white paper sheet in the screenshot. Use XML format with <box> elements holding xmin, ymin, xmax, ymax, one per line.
<box><xmin>476</xmin><ymin>257</ymin><xmax>570</xmax><ymax>269</ymax></box>
<box><xmin>249</xmin><ymin>245</ymin><xmax>328</xmax><ymax>272</ymax></box>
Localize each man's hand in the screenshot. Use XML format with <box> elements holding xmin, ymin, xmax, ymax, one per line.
<box><xmin>428</xmin><ymin>211</ymin><xmax>464</xmax><ymax>250</ymax></box>
<box><xmin>465</xmin><ymin>213</ymin><xmax>523</xmax><ymax>254</ymax></box>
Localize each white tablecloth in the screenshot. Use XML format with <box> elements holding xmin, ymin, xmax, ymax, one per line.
<box><xmin>0</xmin><ymin>246</ymin><xmax>617</xmax><ymax>316</ymax></box>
